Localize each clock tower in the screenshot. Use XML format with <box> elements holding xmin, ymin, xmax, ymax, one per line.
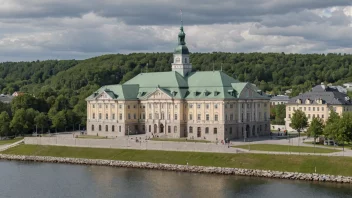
<box><xmin>171</xmin><ymin>25</ymin><xmax>192</xmax><ymax>76</ymax></box>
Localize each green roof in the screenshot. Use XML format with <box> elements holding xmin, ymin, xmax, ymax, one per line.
<box><xmin>87</xmin><ymin>71</ymin><xmax>269</xmax><ymax>101</ymax></box>
<box><xmin>174</xmin><ymin>45</ymin><xmax>189</xmax><ymax>54</ymax></box>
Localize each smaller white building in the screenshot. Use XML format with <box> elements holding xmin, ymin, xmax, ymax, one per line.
<box><xmin>270</xmin><ymin>95</ymin><xmax>289</xmax><ymax>106</ymax></box>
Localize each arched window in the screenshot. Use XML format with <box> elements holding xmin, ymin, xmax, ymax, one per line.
<box><xmin>189</xmin><ymin>126</ymin><xmax>193</xmax><ymax>133</ymax></box>
<box><xmin>91</xmin><ymin>125</ymin><xmax>94</xmax><ymax>131</ymax></box>
<box><xmin>99</xmin><ymin>125</ymin><xmax>102</xmax><ymax>131</ymax></box>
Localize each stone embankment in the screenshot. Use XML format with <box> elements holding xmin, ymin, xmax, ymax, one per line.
<box><xmin>0</xmin><ymin>154</ymin><xmax>351</xmax><ymax>184</ymax></box>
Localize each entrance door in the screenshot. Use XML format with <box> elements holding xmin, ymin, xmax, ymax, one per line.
<box><xmin>197</xmin><ymin>127</ymin><xmax>201</xmax><ymax>138</ymax></box>
<box><xmin>160</xmin><ymin>124</ymin><xmax>164</xmax><ymax>133</ymax></box>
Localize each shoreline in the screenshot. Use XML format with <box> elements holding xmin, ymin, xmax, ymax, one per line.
<box><xmin>0</xmin><ymin>154</ymin><xmax>351</xmax><ymax>184</ymax></box>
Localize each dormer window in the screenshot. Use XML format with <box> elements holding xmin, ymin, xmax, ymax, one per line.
<box><xmin>305</xmin><ymin>99</ymin><xmax>311</xmax><ymax>104</ymax></box>
<box><xmin>296</xmin><ymin>99</ymin><xmax>302</xmax><ymax>104</ymax></box>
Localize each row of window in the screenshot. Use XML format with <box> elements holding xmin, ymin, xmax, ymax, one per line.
<box><xmin>92</xmin><ymin>125</ymin><xmax>121</xmax><ymax>132</ymax></box>
<box><xmin>289</xmin><ymin>106</ymin><xmax>325</xmax><ymax>112</ymax></box>
<box><xmin>188</xmin><ymin>126</ymin><xmax>218</xmax><ymax>135</ymax></box>
<box><xmin>288</xmin><ymin>114</ymin><xmax>325</xmax><ymax>119</ymax></box>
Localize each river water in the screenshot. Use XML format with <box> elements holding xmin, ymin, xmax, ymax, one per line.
<box><xmin>0</xmin><ymin>160</ymin><xmax>351</xmax><ymax>198</ymax></box>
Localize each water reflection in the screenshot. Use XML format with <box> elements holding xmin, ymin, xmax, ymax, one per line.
<box><xmin>0</xmin><ymin>160</ymin><xmax>351</xmax><ymax>198</ymax></box>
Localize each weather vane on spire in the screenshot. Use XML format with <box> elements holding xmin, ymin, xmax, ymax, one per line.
<box><xmin>180</xmin><ymin>9</ymin><xmax>183</xmax><ymax>27</ymax></box>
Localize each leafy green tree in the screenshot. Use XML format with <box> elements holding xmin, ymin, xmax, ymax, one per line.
<box><xmin>34</xmin><ymin>112</ymin><xmax>49</xmax><ymax>133</ymax></box>
<box><xmin>52</xmin><ymin>110</ymin><xmax>67</xmax><ymax>132</ymax></box>
<box><xmin>11</xmin><ymin>94</ymin><xmax>38</xmax><ymax>113</ymax></box>
<box><xmin>290</xmin><ymin>109</ymin><xmax>308</xmax><ymax>135</ymax></box>
<box><xmin>337</xmin><ymin>112</ymin><xmax>352</xmax><ymax>150</ymax></box>
<box><xmin>307</xmin><ymin>117</ymin><xmax>324</xmax><ymax>144</ymax></box>
<box><xmin>0</xmin><ymin>111</ymin><xmax>11</xmax><ymax>137</ymax></box>
<box><xmin>10</xmin><ymin>109</ymin><xmax>27</xmax><ymax>136</ymax></box>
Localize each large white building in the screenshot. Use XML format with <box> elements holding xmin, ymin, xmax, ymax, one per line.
<box><xmin>86</xmin><ymin>24</ymin><xmax>271</xmax><ymax>142</ymax></box>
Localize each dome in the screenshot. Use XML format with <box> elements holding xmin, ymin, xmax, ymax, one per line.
<box><xmin>174</xmin><ymin>45</ymin><xmax>189</xmax><ymax>54</ymax></box>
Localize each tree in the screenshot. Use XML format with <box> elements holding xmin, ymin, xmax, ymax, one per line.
<box><xmin>10</xmin><ymin>109</ymin><xmax>27</xmax><ymax>136</ymax></box>
<box><xmin>337</xmin><ymin>112</ymin><xmax>352</xmax><ymax>151</ymax></box>
<box><xmin>307</xmin><ymin>117</ymin><xmax>324</xmax><ymax>144</ymax></box>
<box><xmin>290</xmin><ymin>109</ymin><xmax>308</xmax><ymax>135</ymax></box>
<box><xmin>274</xmin><ymin>104</ymin><xmax>286</xmax><ymax>125</ymax></box>
<box><xmin>52</xmin><ymin>110</ymin><xmax>67</xmax><ymax>132</ymax></box>
<box><xmin>34</xmin><ymin>112</ymin><xmax>49</xmax><ymax>133</ymax></box>
<box><xmin>0</xmin><ymin>111</ymin><xmax>11</xmax><ymax>137</ymax></box>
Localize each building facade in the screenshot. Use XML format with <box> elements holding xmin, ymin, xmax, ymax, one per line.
<box><xmin>270</xmin><ymin>95</ymin><xmax>289</xmax><ymax>106</ymax></box>
<box><xmin>285</xmin><ymin>84</ymin><xmax>352</xmax><ymax>131</ymax></box>
<box><xmin>86</xmin><ymin>25</ymin><xmax>270</xmax><ymax>141</ymax></box>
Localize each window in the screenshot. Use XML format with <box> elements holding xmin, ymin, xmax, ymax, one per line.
<box><xmin>322</xmin><ymin>107</ymin><xmax>324</xmax><ymax>111</ymax></box>
<box><xmin>119</xmin><ymin>126</ymin><xmax>121</xmax><ymax>132</ymax></box>
<box><xmin>317</xmin><ymin>107</ymin><xmax>320</xmax><ymax>111</ymax></box>
<box><xmin>197</xmin><ymin>104</ymin><xmax>201</xmax><ymax>109</ymax></box>
<box><xmin>304</xmin><ymin>107</ymin><xmax>306</xmax><ymax>111</ymax></box>
<box><xmin>206</xmin><ymin>104</ymin><xmax>210</xmax><ymax>109</ymax></box>
<box><xmin>189</xmin><ymin>126</ymin><xmax>193</xmax><ymax>133</ymax></box>
<box><xmin>225</xmin><ymin>114</ymin><xmax>228</xmax><ymax>120</ymax></box>
<box><xmin>99</xmin><ymin>113</ymin><xmax>102</xmax><ymax>119</ymax></box>
<box><xmin>317</xmin><ymin>114</ymin><xmax>320</xmax><ymax>118</ymax></box>
<box><xmin>91</xmin><ymin>125</ymin><xmax>94</xmax><ymax>131</ymax></box>
<box><xmin>289</xmin><ymin>107</ymin><xmax>291</xmax><ymax>111</ymax></box>
<box><xmin>128</xmin><ymin>114</ymin><xmax>131</xmax><ymax>119</ymax></box>
<box><xmin>149</xmin><ymin>113</ymin><xmax>152</xmax><ymax>119</ymax></box>
<box><xmin>189</xmin><ymin>114</ymin><xmax>193</xmax><ymax>120</ymax></box>
<box><xmin>230</xmin><ymin>127</ymin><xmax>233</xmax><ymax>134</ymax></box>
<box><xmin>112</xmin><ymin>125</ymin><xmax>115</xmax><ymax>132</ymax></box>
<box><xmin>313</xmin><ymin>114</ymin><xmax>315</xmax><ymax>118</ymax></box>
<box><xmin>206</xmin><ymin>114</ymin><xmax>209</xmax><ymax>121</ymax></box>
<box><xmin>105</xmin><ymin>105</ymin><xmax>108</xmax><ymax>109</ymax></box>
<box><xmin>105</xmin><ymin>113</ymin><xmax>108</xmax><ymax>120</ymax></box>
<box><xmin>134</xmin><ymin>114</ymin><xmax>136</xmax><ymax>119</ymax></box>
<box><xmin>189</xmin><ymin>104</ymin><xmax>193</xmax><ymax>108</ymax></box>
<box><xmin>161</xmin><ymin>112</ymin><xmax>165</xmax><ymax>120</ymax></box>
<box><xmin>168</xmin><ymin>126</ymin><xmax>171</xmax><ymax>133</ymax></box>
<box><xmin>242</xmin><ymin>103</ymin><xmax>244</xmax><ymax>108</ymax></box>
<box><xmin>293</xmin><ymin>107</ymin><xmax>296</xmax><ymax>111</ymax></box>
<box><xmin>205</xmin><ymin>127</ymin><xmax>209</xmax><ymax>134</ymax></box>
<box><xmin>92</xmin><ymin>104</ymin><xmax>95</xmax><ymax>108</ymax></box>
<box><xmin>99</xmin><ymin>125</ymin><xmax>102</xmax><ymax>131</ymax></box>
<box><xmin>128</xmin><ymin>105</ymin><xmax>130</xmax><ymax>109</ymax></box>
<box><xmin>155</xmin><ymin>113</ymin><xmax>159</xmax><ymax>119</ymax></box>
<box><xmin>214</xmin><ymin>114</ymin><xmax>218</xmax><ymax>121</ymax></box>
<box><xmin>119</xmin><ymin>114</ymin><xmax>122</xmax><ymax>120</ymax></box>
<box><xmin>230</xmin><ymin>104</ymin><xmax>233</xmax><ymax>108</ymax></box>
<box><xmin>119</xmin><ymin>105</ymin><xmax>122</xmax><ymax>109</ymax></box>
<box><xmin>289</xmin><ymin>114</ymin><xmax>291</xmax><ymax>118</ymax></box>
<box><xmin>149</xmin><ymin>104</ymin><xmax>152</xmax><ymax>109</ymax></box>
<box><xmin>174</xmin><ymin>114</ymin><xmax>178</xmax><ymax>120</ymax></box>
<box><xmin>149</xmin><ymin>125</ymin><xmax>151</xmax><ymax>132</ymax></box>
<box><xmin>134</xmin><ymin>105</ymin><xmax>136</xmax><ymax>108</ymax></box>
<box><xmin>143</xmin><ymin>114</ymin><xmax>145</xmax><ymax>119</ymax></box>
<box><xmin>105</xmin><ymin>125</ymin><xmax>108</xmax><ymax>132</ymax></box>
<box><xmin>230</xmin><ymin>114</ymin><xmax>233</xmax><ymax>120</ymax></box>
<box><xmin>322</xmin><ymin>115</ymin><xmax>324</xmax><ymax>118</ymax></box>
<box><xmin>93</xmin><ymin>113</ymin><xmax>95</xmax><ymax>119</ymax></box>
<box><xmin>197</xmin><ymin>114</ymin><xmax>201</xmax><ymax>120</ymax></box>
<box><xmin>175</xmin><ymin>104</ymin><xmax>178</xmax><ymax>109</ymax></box>
<box><xmin>213</xmin><ymin>128</ymin><xmax>217</xmax><ymax>134</ymax></box>
<box><xmin>112</xmin><ymin>114</ymin><xmax>115</xmax><ymax>120</ymax></box>
<box><xmin>168</xmin><ymin>114</ymin><xmax>171</xmax><ymax>120</ymax></box>
<box><xmin>214</xmin><ymin>104</ymin><xmax>218</xmax><ymax>109</ymax></box>
<box><xmin>313</xmin><ymin>107</ymin><xmax>315</xmax><ymax>111</ymax></box>
<box><xmin>99</xmin><ymin>104</ymin><xmax>102</xmax><ymax>108</ymax></box>
<box><xmin>174</xmin><ymin>126</ymin><xmax>177</xmax><ymax>133</ymax></box>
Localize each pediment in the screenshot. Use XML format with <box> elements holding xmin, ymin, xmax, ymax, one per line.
<box><xmin>146</xmin><ymin>88</ymin><xmax>172</xmax><ymax>100</ymax></box>
<box><xmin>95</xmin><ymin>91</ymin><xmax>113</xmax><ymax>100</ymax></box>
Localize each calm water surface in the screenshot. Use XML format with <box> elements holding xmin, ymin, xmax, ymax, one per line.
<box><xmin>0</xmin><ymin>160</ymin><xmax>351</xmax><ymax>198</ymax></box>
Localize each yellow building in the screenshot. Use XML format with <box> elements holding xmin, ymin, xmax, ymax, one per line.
<box><xmin>86</xmin><ymin>25</ymin><xmax>270</xmax><ymax>141</ymax></box>
<box><xmin>285</xmin><ymin>84</ymin><xmax>352</xmax><ymax>131</ymax></box>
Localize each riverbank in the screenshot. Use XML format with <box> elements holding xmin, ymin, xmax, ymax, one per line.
<box><xmin>3</xmin><ymin>144</ymin><xmax>352</xmax><ymax>181</ymax></box>
<box><xmin>0</xmin><ymin>153</ymin><xmax>351</xmax><ymax>184</ymax></box>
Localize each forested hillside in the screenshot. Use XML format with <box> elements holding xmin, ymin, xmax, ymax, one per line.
<box><xmin>0</xmin><ymin>52</ymin><xmax>351</xmax><ymax>135</ymax></box>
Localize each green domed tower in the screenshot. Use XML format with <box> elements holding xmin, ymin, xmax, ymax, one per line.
<box><xmin>171</xmin><ymin>25</ymin><xmax>192</xmax><ymax>76</ymax></box>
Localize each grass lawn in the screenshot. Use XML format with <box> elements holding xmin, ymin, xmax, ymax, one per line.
<box><xmin>0</xmin><ymin>137</ymin><xmax>23</xmax><ymax>145</ymax></box>
<box><xmin>303</xmin><ymin>142</ymin><xmax>352</xmax><ymax>150</ymax></box>
<box><xmin>233</xmin><ymin>144</ymin><xmax>338</xmax><ymax>153</ymax></box>
<box><xmin>76</xmin><ymin>135</ymin><xmax>108</xmax><ymax>139</ymax></box>
<box><xmin>3</xmin><ymin>144</ymin><xmax>352</xmax><ymax>176</ymax></box>
<box><xmin>151</xmin><ymin>138</ymin><xmax>211</xmax><ymax>143</ymax></box>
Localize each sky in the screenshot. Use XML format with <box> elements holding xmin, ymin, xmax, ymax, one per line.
<box><xmin>1</xmin><ymin>0</ymin><xmax>352</xmax><ymax>62</ymax></box>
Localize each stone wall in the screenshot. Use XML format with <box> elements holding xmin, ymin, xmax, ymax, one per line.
<box><xmin>0</xmin><ymin>154</ymin><xmax>351</xmax><ymax>184</ymax></box>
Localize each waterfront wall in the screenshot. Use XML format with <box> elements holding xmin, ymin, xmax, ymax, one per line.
<box><xmin>0</xmin><ymin>154</ymin><xmax>351</xmax><ymax>184</ymax></box>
